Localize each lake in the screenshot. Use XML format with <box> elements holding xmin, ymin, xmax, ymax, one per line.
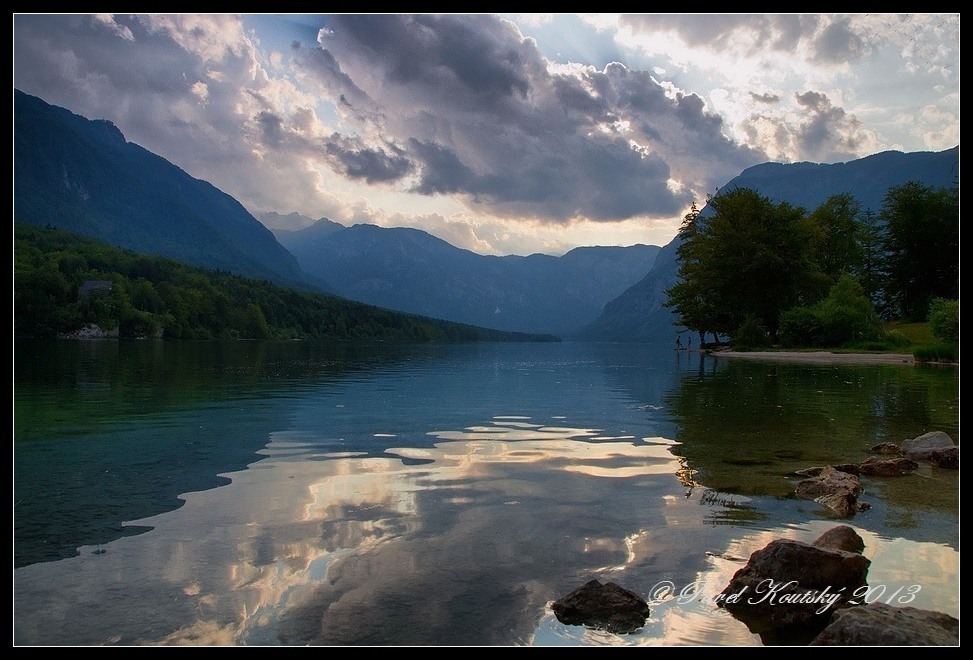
<box><xmin>13</xmin><ymin>340</ymin><xmax>959</xmax><ymax>646</ymax></box>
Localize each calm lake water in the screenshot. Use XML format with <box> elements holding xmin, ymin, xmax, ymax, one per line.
<box><xmin>13</xmin><ymin>340</ymin><xmax>959</xmax><ymax>646</ymax></box>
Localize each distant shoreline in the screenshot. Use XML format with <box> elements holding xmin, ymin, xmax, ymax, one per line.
<box><xmin>711</xmin><ymin>350</ymin><xmax>915</xmax><ymax>365</ymax></box>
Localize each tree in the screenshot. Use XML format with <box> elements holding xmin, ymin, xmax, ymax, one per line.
<box><xmin>664</xmin><ymin>203</ymin><xmax>720</xmax><ymax>342</ymax></box>
<box><xmin>855</xmin><ymin>208</ymin><xmax>887</xmax><ymax>315</ymax></box>
<box><xmin>927</xmin><ymin>298</ymin><xmax>959</xmax><ymax>343</ymax></box>
<box><xmin>778</xmin><ymin>273</ymin><xmax>882</xmax><ymax>347</ymax></box>
<box><xmin>807</xmin><ymin>193</ymin><xmax>864</xmax><ymax>287</ymax></box>
<box><xmin>881</xmin><ymin>182</ymin><xmax>959</xmax><ymax>321</ymax></box>
<box><xmin>665</xmin><ymin>188</ymin><xmax>820</xmax><ymax>341</ymax></box>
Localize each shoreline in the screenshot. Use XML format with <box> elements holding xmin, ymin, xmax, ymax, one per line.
<box><xmin>711</xmin><ymin>350</ymin><xmax>915</xmax><ymax>365</ymax></box>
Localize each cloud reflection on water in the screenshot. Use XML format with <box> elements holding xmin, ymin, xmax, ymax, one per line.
<box><xmin>14</xmin><ymin>415</ymin><xmax>958</xmax><ymax>646</ymax></box>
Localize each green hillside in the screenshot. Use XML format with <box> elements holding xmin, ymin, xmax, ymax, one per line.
<box><xmin>15</xmin><ymin>224</ymin><xmax>559</xmax><ymax>344</ymax></box>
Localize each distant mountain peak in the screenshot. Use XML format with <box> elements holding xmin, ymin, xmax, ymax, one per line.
<box><xmin>276</xmin><ymin>218</ymin><xmax>661</xmax><ymax>335</ymax></box>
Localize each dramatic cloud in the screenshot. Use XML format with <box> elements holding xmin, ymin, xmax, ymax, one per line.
<box><xmin>606</xmin><ymin>13</ymin><xmax>957</xmax><ymax>162</ymax></box>
<box><xmin>791</xmin><ymin>90</ymin><xmax>880</xmax><ymax>161</ymax></box>
<box><xmin>324</xmin><ymin>135</ymin><xmax>414</xmax><ymax>183</ymax></box>
<box><xmin>617</xmin><ymin>14</ymin><xmax>875</xmax><ymax>65</ymax></box>
<box><xmin>292</xmin><ymin>14</ymin><xmax>762</xmax><ymax>222</ymax></box>
<box><xmin>13</xmin><ymin>13</ymin><xmax>959</xmax><ymax>254</ymax></box>
<box><xmin>812</xmin><ymin>17</ymin><xmax>868</xmax><ymax>64</ymax></box>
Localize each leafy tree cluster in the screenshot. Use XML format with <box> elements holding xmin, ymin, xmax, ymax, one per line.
<box><xmin>15</xmin><ymin>224</ymin><xmax>559</xmax><ymax>343</ymax></box>
<box><xmin>665</xmin><ymin>181</ymin><xmax>958</xmax><ymax>347</ymax></box>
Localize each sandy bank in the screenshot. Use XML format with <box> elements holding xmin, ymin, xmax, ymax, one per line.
<box><xmin>712</xmin><ymin>350</ymin><xmax>915</xmax><ymax>365</ymax></box>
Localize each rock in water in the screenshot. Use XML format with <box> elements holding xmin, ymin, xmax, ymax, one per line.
<box><xmin>901</xmin><ymin>431</ymin><xmax>955</xmax><ymax>460</ymax></box>
<box><xmin>858</xmin><ymin>456</ymin><xmax>919</xmax><ymax>477</ymax></box>
<box><xmin>810</xmin><ymin>603</ymin><xmax>959</xmax><ymax>646</ymax></box>
<box><xmin>795</xmin><ymin>464</ymin><xmax>860</xmax><ymax>477</ymax></box>
<box><xmin>718</xmin><ymin>527</ymin><xmax>870</xmax><ymax>636</ymax></box>
<box><xmin>552</xmin><ymin>579</ymin><xmax>649</xmax><ymax>634</ymax></box>
<box><xmin>811</xmin><ymin>525</ymin><xmax>866</xmax><ymax>554</ymax></box>
<box><xmin>795</xmin><ymin>466</ymin><xmax>864</xmax><ymax>517</ymax></box>
<box><xmin>929</xmin><ymin>446</ymin><xmax>958</xmax><ymax>469</ymax></box>
<box><xmin>869</xmin><ymin>442</ymin><xmax>905</xmax><ymax>456</ymax></box>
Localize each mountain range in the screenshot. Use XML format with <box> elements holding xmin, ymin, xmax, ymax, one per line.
<box><xmin>578</xmin><ymin>146</ymin><xmax>960</xmax><ymax>342</ymax></box>
<box><xmin>14</xmin><ymin>89</ymin><xmax>309</xmax><ymax>289</ymax></box>
<box><xmin>271</xmin><ymin>216</ymin><xmax>660</xmax><ymax>335</ymax></box>
<box><xmin>14</xmin><ymin>90</ymin><xmax>957</xmax><ymax>342</ymax></box>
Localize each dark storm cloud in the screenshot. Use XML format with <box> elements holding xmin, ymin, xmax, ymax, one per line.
<box><xmin>408</xmin><ymin>140</ymin><xmax>476</xmax><ymax>195</ymax></box>
<box><xmin>750</xmin><ymin>92</ymin><xmax>781</xmax><ymax>104</ymax></box>
<box><xmin>256</xmin><ymin>111</ymin><xmax>284</xmax><ymax>147</ymax></box>
<box><xmin>331</xmin><ymin>14</ymin><xmax>533</xmax><ymax>104</ymax></box>
<box><xmin>325</xmin><ymin>135</ymin><xmax>415</xmax><ymax>183</ymax></box>
<box><xmin>300</xmin><ymin>14</ymin><xmax>763</xmax><ymax>221</ymax></box>
<box><xmin>795</xmin><ymin>91</ymin><xmax>829</xmax><ymax>112</ymax></box>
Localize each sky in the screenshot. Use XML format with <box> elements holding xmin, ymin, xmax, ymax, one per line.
<box><xmin>13</xmin><ymin>13</ymin><xmax>960</xmax><ymax>255</ymax></box>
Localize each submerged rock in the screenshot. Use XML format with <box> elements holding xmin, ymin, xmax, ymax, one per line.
<box><xmin>858</xmin><ymin>456</ymin><xmax>919</xmax><ymax>477</ymax></box>
<box><xmin>719</xmin><ymin>527</ymin><xmax>870</xmax><ymax>637</ymax></box>
<box><xmin>795</xmin><ymin>464</ymin><xmax>860</xmax><ymax>478</ymax></box>
<box><xmin>552</xmin><ymin>579</ymin><xmax>649</xmax><ymax>634</ymax></box>
<box><xmin>928</xmin><ymin>446</ymin><xmax>958</xmax><ymax>469</ymax></box>
<box><xmin>869</xmin><ymin>442</ymin><xmax>905</xmax><ymax>456</ymax></box>
<box><xmin>901</xmin><ymin>432</ymin><xmax>955</xmax><ymax>460</ymax></box>
<box><xmin>810</xmin><ymin>603</ymin><xmax>959</xmax><ymax>646</ymax></box>
<box><xmin>795</xmin><ymin>466</ymin><xmax>864</xmax><ymax>518</ymax></box>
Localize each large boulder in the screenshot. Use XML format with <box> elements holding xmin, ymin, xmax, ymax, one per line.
<box><xmin>795</xmin><ymin>466</ymin><xmax>865</xmax><ymax>517</ymax></box>
<box><xmin>718</xmin><ymin>527</ymin><xmax>870</xmax><ymax>635</ymax></box>
<box><xmin>858</xmin><ymin>456</ymin><xmax>919</xmax><ymax>477</ymax></box>
<box><xmin>901</xmin><ymin>432</ymin><xmax>955</xmax><ymax>460</ymax></box>
<box><xmin>552</xmin><ymin>579</ymin><xmax>649</xmax><ymax>634</ymax></box>
<box><xmin>810</xmin><ymin>603</ymin><xmax>959</xmax><ymax>646</ymax></box>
